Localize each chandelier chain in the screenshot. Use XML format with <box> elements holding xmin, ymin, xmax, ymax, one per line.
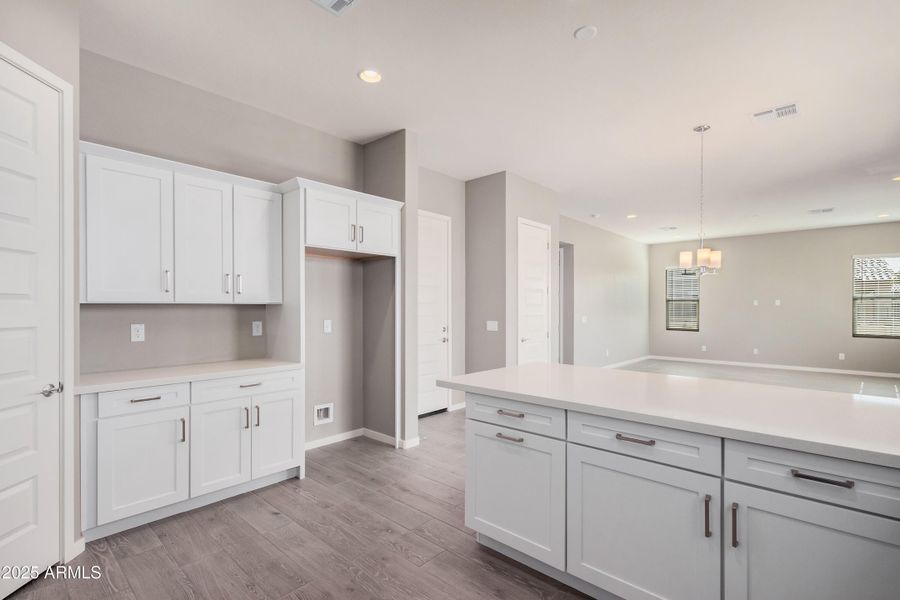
<box><xmin>699</xmin><ymin>128</ymin><xmax>704</xmax><ymax>247</ymax></box>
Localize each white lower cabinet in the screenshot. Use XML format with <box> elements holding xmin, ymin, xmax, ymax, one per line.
<box><xmin>567</xmin><ymin>444</ymin><xmax>720</xmax><ymax>600</ymax></box>
<box><xmin>97</xmin><ymin>406</ymin><xmax>189</xmax><ymax>525</ymax></box>
<box><xmin>190</xmin><ymin>397</ymin><xmax>252</xmax><ymax>497</ymax></box>
<box><xmin>724</xmin><ymin>481</ymin><xmax>900</xmax><ymax>600</ymax></box>
<box><xmin>465</xmin><ymin>419</ymin><xmax>566</xmax><ymax>570</ymax></box>
<box><xmin>251</xmin><ymin>389</ymin><xmax>305</xmax><ymax>478</ymax></box>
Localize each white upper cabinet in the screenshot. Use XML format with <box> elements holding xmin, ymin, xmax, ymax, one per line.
<box><xmin>84</xmin><ymin>155</ymin><xmax>174</xmax><ymax>302</ymax></box>
<box><xmin>174</xmin><ymin>174</ymin><xmax>234</xmax><ymax>303</ymax></box>
<box><xmin>357</xmin><ymin>197</ymin><xmax>400</xmax><ymax>256</ymax></box>
<box><xmin>304</xmin><ymin>187</ymin><xmax>357</xmax><ymax>251</ymax></box>
<box><xmin>233</xmin><ymin>186</ymin><xmax>282</xmax><ymax>304</ymax></box>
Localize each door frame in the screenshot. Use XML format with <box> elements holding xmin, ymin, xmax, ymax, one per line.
<box><xmin>0</xmin><ymin>42</ymin><xmax>79</xmax><ymax>562</ymax></box>
<box><xmin>417</xmin><ymin>209</ymin><xmax>453</xmax><ymax>413</ymax></box>
<box><xmin>516</xmin><ymin>217</ymin><xmax>552</xmax><ymax>364</ymax></box>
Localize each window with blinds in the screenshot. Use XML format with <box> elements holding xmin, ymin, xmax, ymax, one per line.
<box><xmin>852</xmin><ymin>255</ymin><xmax>900</xmax><ymax>338</ymax></box>
<box><xmin>666</xmin><ymin>268</ymin><xmax>699</xmax><ymax>331</ymax></box>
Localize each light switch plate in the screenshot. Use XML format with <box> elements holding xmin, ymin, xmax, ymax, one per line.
<box><xmin>324</xmin><ymin>319</ymin><xmax>333</xmax><ymax>334</ymax></box>
<box><xmin>701</xmin><ymin>345</ymin><xmax>707</xmax><ymax>352</ymax></box>
<box><xmin>753</xmin><ymin>348</ymin><xmax>759</xmax><ymax>355</ymax></box>
<box><xmin>130</xmin><ymin>323</ymin><xmax>145</xmax><ymax>343</ymax></box>
<box><xmin>774</xmin><ymin>299</ymin><xmax>782</xmax><ymax>306</ymax></box>
<box><xmin>753</xmin><ymin>299</ymin><xmax>759</xmax><ymax>306</ymax></box>
<box><xmin>838</xmin><ymin>352</ymin><xmax>845</xmax><ymax>360</ymax></box>
<box><xmin>252</xmin><ymin>321</ymin><xmax>263</xmax><ymax>337</ymax></box>
<box><xmin>486</xmin><ymin>320</ymin><xmax>498</xmax><ymax>332</ymax></box>
<box><xmin>581</xmin><ymin>315</ymin><xmax>588</xmax><ymax>324</ymax></box>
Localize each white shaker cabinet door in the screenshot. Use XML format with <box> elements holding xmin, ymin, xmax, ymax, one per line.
<box><xmin>96</xmin><ymin>406</ymin><xmax>189</xmax><ymax>525</ymax></box>
<box><xmin>305</xmin><ymin>187</ymin><xmax>357</xmax><ymax>251</ymax></box>
<box><xmin>567</xmin><ymin>444</ymin><xmax>720</xmax><ymax>600</ymax></box>
<box><xmin>233</xmin><ymin>186</ymin><xmax>282</xmax><ymax>303</ymax></box>
<box><xmin>356</xmin><ymin>197</ymin><xmax>399</xmax><ymax>256</ymax></box>
<box><xmin>84</xmin><ymin>155</ymin><xmax>174</xmax><ymax>302</ymax></box>
<box><xmin>724</xmin><ymin>482</ymin><xmax>900</xmax><ymax>600</ymax></box>
<box><xmin>465</xmin><ymin>419</ymin><xmax>566</xmax><ymax>570</ymax></box>
<box><xmin>190</xmin><ymin>397</ymin><xmax>251</xmax><ymax>497</ymax></box>
<box><xmin>174</xmin><ymin>174</ymin><xmax>233</xmax><ymax>303</ymax></box>
<box><xmin>251</xmin><ymin>390</ymin><xmax>304</xmax><ymax>479</ymax></box>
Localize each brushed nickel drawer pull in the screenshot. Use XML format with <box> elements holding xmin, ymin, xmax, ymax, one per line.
<box><xmin>255</xmin><ymin>405</ymin><xmax>261</xmax><ymax>427</ymax></box>
<box><xmin>496</xmin><ymin>432</ymin><xmax>524</xmax><ymax>443</ymax></box>
<box><xmin>703</xmin><ymin>494</ymin><xmax>712</xmax><ymax>538</ymax></box>
<box><xmin>615</xmin><ymin>432</ymin><xmax>656</xmax><ymax>446</ymax></box>
<box><xmin>351</xmin><ymin>224</ymin><xmax>356</xmax><ymax>242</ymax></box>
<box><xmin>180</xmin><ymin>417</ymin><xmax>187</xmax><ymax>443</ymax></box>
<box><xmin>731</xmin><ymin>503</ymin><xmax>739</xmax><ymax>548</ymax></box>
<box><xmin>359</xmin><ymin>225</ymin><xmax>364</xmax><ymax>243</ymax></box>
<box><xmin>240</xmin><ymin>382</ymin><xmax>262</xmax><ymax>389</ymax></box>
<box><xmin>130</xmin><ymin>396</ymin><xmax>162</xmax><ymax>403</ymax></box>
<box><xmin>496</xmin><ymin>409</ymin><xmax>525</xmax><ymax>419</ymax></box>
<box><xmin>244</xmin><ymin>407</ymin><xmax>250</xmax><ymax>429</ymax></box>
<box><xmin>790</xmin><ymin>469</ymin><xmax>855</xmax><ymax>489</ymax></box>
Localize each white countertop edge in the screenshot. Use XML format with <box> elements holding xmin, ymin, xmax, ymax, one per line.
<box><xmin>438</xmin><ymin>379</ymin><xmax>900</xmax><ymax>470</ymax></box>
<box><xmin>76</xmin><ymin>360</ymin><xmax>304</xmax><ymax>395</ymax></box>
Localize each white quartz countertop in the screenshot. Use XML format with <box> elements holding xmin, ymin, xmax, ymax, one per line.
<box><xmin>76</xmin><ymin>359</ymin><xmax>304</xmax><ymax>395</ymax></box>
<box><xmin>437</xmin><ymin>363</ymin><xmax>900</xmax><ymax>469</ymax></box>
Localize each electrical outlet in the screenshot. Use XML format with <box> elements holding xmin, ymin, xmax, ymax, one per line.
<box><xmin>486</xmin><ymin>320</ymin><xmax>498</xmax><ymax>332</ymax></box>
<box><xmin>774</xmin><ymin>299</ymin><xmax>781</xmax><ymax>306</ymax></box>
<box><xmin>701</xmin><ymin>345</ymin><xmax>707</xmax><ymax>352</ymax></box>
<box><xmin>324</xmin><ymin>319</ymin><xmax>333</xmax><ymax>334</ymax></box>
<box><xmin>605</xmin><ymin>349</ymin><xmax>610</xmax><ymax>357</ymax></box>
<box><xmin>581</xmin><ymin>316</ymin><xmax>589</xmax><ymax>324</ymax></box>
<box><xmin>251</xmin><ymin>321</ymin><xmax>263</xmax><ymax>337</ymax></box>
<box><xmin>838</xmin><ymin>352</ymin><xmax>846</xmax><ymax>361</ymax></box>
<box><xmin>753</xmin><ymin>348</ymin><xmax>759</xmax><ymax>355</ymax></box>
<box><xmin>130</xmin><ymin>323</ymin><xmax>145</xmax><ymax>343</ymax></box>
<box><xmin>753</xmin><ymin>299</ymin><xmax>759</xmax><ymax>306</ymax></box>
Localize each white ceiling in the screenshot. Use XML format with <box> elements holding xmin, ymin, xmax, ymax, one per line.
<box><xmin>80</xmin><ymin>0</ymin><xmax>900</xmax><ymax>243</ymax></box>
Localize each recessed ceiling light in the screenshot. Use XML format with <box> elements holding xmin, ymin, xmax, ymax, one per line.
<box><xmin>358</xmin><ymin>69</ymin><xmax>382</xmax><ymax>83</ymax></box>
<box><xmin>573</xmin><ymin>25</ymin><xmax>598</xmax><ymax>41</ymax></box>
<box><xmin>626</xmin><ymin>214</ymin><xmax>638</xmax><ymax>219</ymax></box>
<box><xmin>877</xmin><ymin>214</ymin><xmax>890</xmax><ymax>218</ymax></box>
<box><xmin>893</xmin><ymin>176</ymin><xmax>900</xmax><ymax>181</ymax></box>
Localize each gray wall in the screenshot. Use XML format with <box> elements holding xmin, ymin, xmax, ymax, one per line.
<box><xmin>649</xmin><ymin>222</ymin><xmax>900</xmax><ymax>373</ymax></box>
<box><xmin>419</xmin><ymin>167</ymin><xmax>466</xmax><ymax>407</ymax></box>
<box><xmin>465</xmin><ymin>173</ymin><xmax>507</xmax><ymax>372</ymax></box>
<box><xmin>559</xmin><ymin>217</ymin><xmax>649</xmax><ymax>366</ymax></box>
<box><xmin>305</xmin><ymin>256</ymin><xmax>364</xmax><ymax>442</ymax></box>
<box><xmin>362</xmin><ymin>258</ymin><xmax>397</xmax><ymax>436</ymax></box>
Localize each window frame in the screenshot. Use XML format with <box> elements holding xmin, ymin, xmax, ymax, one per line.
<box><xmin>665</xmin><ymin>268</ymin><xmax>700</xmax><ymax>332</ymax></box>
<box><xmin>851</xmin><ymin>253</ymin><xmax>900</xmax><ymax>339</ymax></box>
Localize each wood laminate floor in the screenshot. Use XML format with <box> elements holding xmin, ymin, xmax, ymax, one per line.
<box><xmin>11</xmin><ymin>409</ymin><xmax>587</xmax><ymax>600</ymax></box>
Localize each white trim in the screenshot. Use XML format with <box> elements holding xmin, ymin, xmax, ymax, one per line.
<box><xmin>603</xmin><ymin>355</ymin><xmax>653</xmax><ymax>369</ymax></box>
<box><xmin>305</xmin><ymin>428</ymin><xmax>365</xmax><ymax>450</ymax></box>
<box><xmin>448</xmin><ymin>402</ymin><xmax>466</xmax><ymax>412</ymax></box>
<box><xmin>279</xmin><ymin>176</ymin><xmax>403</xmax><ymax>209</ymax></box>
<box><xmin>0</xmin><ymin>41</ymin><xmax>81</xmax><ymax>564</ymax></box>
<box><xmin>646</xmin><ymin>355</ymin><xmax>900</xmax><ymax>379</ymax></box>
<box><xmin>516</xmin><ymin>217</ymin><xmax>553</xmax><ymax>365</ymax></box>
<box><xmin>363</xmin><ymin>428</ymin><xmax>396</xmax><ymax>446</ymax></box>
<box><xmin>400</xmin><ymin>436</ymin><xmax>421</xmax><ymax>449</ymax></box>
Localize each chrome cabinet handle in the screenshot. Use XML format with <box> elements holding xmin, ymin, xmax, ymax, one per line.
<box><xmin>225</xmin><ymin>273</ymin><xmax>231</xmax><ymax>294</ymax></box>
<box><xmin>496</xmin><ymin>409</ymin><xmax>525</xmax><ymax>419</ymax></box>
<box><xmin>790</xmin><ymin>469</ymin><xmax>855</xmax><ymax>489</ymax></box>
<box><xmin>703</xmin><ymin>494</ymin><xmax>712</xmax><ymax>538</ymax></box>
<box><xmin>255</xmin><ymin>405</ymin><xmax>260</xmax><ymax>427</ymax></box>
<box><xmin>236</xmin><ymin>274</ymin><xmax>243</xmax><ymax>295</ymax></box>
<box><xmin>495</xmin><ymin>432</ymin><xmax>524</xmax><ymax>443</ymax></box>
<box><xmin>615</xmin><ymin>432</ymin><xmax>656</xmax><ymax>446</ymax></box>
<box><xmin>41</xmin><ymin>382</ymin><xmax>64</xmax><ymax>397</ymax></box>
<box><xmin>359</xmin><ymin>225</ymin><xmax>364</xmax><ymax>243</ymax></box>
<box><xmin>731</xmin><ymin>503</ymin><xmax>739</xmax><ymax>548</ymax></box>
<box><xmin>180</xmin><ymin>417</ymin><xmax>187</xmax><ymax>443</ymax></box>
<box><xmin>130</xmin><ymin>395</ymin><xmax>161</xmax><ymax>404</ymax></box>
<box><xmin>164</xmin><ymin>269</ymin><xmax>172</xmax><ymax>293</ymax></box>
<box><xmin>350</xmin><ymin>224</ymin><xmax>356</xmax><ymax>242</ymax></box>
<box><xmin>244</xmin><ymin>407</ymin><xmax>250</xmax><ymax>429</ymax></box>
<box><xmin>240</xmin><ymin>382</ymin><xmax>262</xmax><ymax>389</ymax></box>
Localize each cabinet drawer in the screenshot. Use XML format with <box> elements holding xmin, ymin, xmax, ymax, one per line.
<box><xmin>568</xmin><ymin>412</ymin><xmax>722</xmax><ymax>475</ymax></box>
<box><xmin>97</xmin><ymin>383</ymin><xmax>189</xmax><ymax>418</ymax></box>
<box><xmin>725</xmin><ymin>440</ymin><xmax>900</xmax><ymax>519</ymax></box>
<box><xmin>191</xmin><ymin>370</ymin><xmax>303</xmax><ymax>404</ymax></box>
<box><xmin>466</xmin><ymin>393</ymin><xmax>565</xmax><ymax>439</ymax></box>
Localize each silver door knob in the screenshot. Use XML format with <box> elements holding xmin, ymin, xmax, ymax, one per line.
<box><xmin>41</xmin><ymin>382</ymin><xmax>63</xmax><ymax>397</ymax></box>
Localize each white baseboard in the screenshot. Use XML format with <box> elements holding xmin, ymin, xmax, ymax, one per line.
<box><xmin>305</xmin><ymin>428</ymin><xmax>365</xmax><ymax>450</ymax></box>
<box><xmin>447</xmin><ymin>402</ymin><xmax>466</xmax><ymax>412</ymax></box>
<box><xmin>400</xmin><ymin>436</ymin><xmax>420</xmax><ymax>449</ymax></box>
<box><xmin>362</xmin><ymin>428</ymin><xmax>396</xmax><ymax>446</ymax></box>
<box><xmin>646</xmin><ymin>355</ymin><xmax>900</xmax><ymax>379</ymax></box>
<box><xmin>602</xmin><ymin>355</ymin><xmax>652</xmax><ymax>369</ymax></box>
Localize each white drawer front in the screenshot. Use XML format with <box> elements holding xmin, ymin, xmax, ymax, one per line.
<box><xmin>568</xmin><ymin>412</ymin><xmax>722</xmax><ymax>475</ymax></box>
<box><xmin>466</xmin><ymin>393</ymin><xmax>565</xmax><ymax>440</ymax></box>
<box><xmin>725</xmin><ymin>440</ymin><xmax>900</xmax><ymax>519</ymax></box>
<box><xmin>191</xmin><ymin>369</ymin><xmax>303</xmax><ymax>404</ymax></box>
<box><xmin>97</xmin><ymin>383</ymin><xmax>189</xmax><ymax>418</ymax></box>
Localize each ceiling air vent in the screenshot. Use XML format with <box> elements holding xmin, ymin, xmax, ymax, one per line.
<box><xmin>312</xmin><ymin>0</ymin><xmax>356</xmax><ymax>16</ymax></box>
<box><xmin>751</xmin><ymin>103</ymin><xmax>799</xmax><ymax>124</ymax></box>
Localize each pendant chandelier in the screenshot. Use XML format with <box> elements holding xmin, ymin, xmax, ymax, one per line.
<box><xmin>678</xmin><ymin>124</ymin><xmax>722</xmax><ymax>276</ymax></box>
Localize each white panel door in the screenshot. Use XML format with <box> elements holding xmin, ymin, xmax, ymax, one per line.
<box><xmin>417</xmin><ymin>211</ymin><xmax>451</xmax><ymax>415</ymax></box>
<box><xmin>724</xmin><ymin>482</ymin><xmax>900</xmax><ymax>600</ymax></box>
<box><xmin>0</xmin><ymin>56</ymin><xmax>62</xmax><ymax>598</ymax></box>
<box><xmin>517</xmin><ymin>218</ymin><xmax>551</xmax><ymax>364</ymax></box>
<box><xmin>97</xmin><ymin>406</ymin><xmax>189</xmax><ymax>525</ymax></box>
<box><xmin>465</xmin><ymin>420</ymin><xmax>566</xmax><ymax>570</ymax></box>
<box><xmin>251</xmin><ymin>390</ymin><xmax>302</xmax><ymax>478</ymax></box>
<box><xmin>233</xmin><ymin>186</ymin><xmax>282</xmax><ymax>303</ymax></box>
<box><xmin>305</xmin><ymin>187</ymin><xmax>357</xmax><ymax>251</ymax></box>
<box><xmin>357</xmin><ymin>198</ymin><xmax>399</xmax><ymax>256</ymax></box>
<box><xmin>174</xmin><ymin>174</ymin><xmax>233</xmax><ymax>303</ymax></box>
<box><xmin>568</xmin><ymin>445</ymin><xmax>720</xmax><ymax>600</ymax></box>
<box><xmin>85</xmin><ymin>155</ymin><xmax>174</xmax><ymax>302</ymax></box>
<box><xmin>190</xmin><ymin>397</ymin><xmax>251</xmax><ymax>497</ymax></box>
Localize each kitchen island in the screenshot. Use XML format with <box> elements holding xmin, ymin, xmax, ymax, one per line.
<box><xmin>437</xmin><ymin>363</ymin><xmax>900</xmax><ymax>600</ymax></box>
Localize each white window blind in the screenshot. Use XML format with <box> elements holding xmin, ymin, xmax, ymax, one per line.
<box><xmin>666</xmin><ymin>268</ymin><xmax>699</xmax><ymax>331</ymax></box>
<box><xmin>852</xmin><ymin>255</ymin><xmax>900</xmax><ymax>338</ymax></box>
